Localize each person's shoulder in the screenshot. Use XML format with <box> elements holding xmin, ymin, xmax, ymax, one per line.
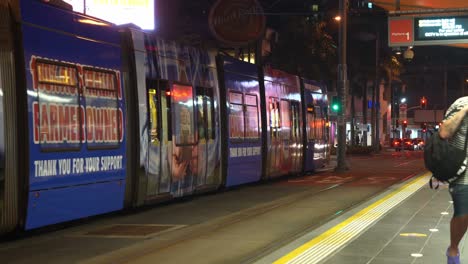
<box><xmin>452</xmin><ymin>96</ymin><xmax>468</xmax><ymax>106</ymax></box>
<box><xmin>447</xmin><ymin>96</ymin><xmax>468</xmax><ymax>111</ymax></box>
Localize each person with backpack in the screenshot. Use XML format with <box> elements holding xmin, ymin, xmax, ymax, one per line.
<box><xmin>439</xmin><ymin>97</ymin><xmax>468</xmax><ymax>264</ymax></box>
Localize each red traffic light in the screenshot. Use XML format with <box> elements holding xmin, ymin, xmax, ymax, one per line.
<box><xmin>420</xmin><ymin>96</ymin><xmax>427</xmax><ymax>109</ymax></box>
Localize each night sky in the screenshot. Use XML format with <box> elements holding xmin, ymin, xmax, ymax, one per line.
<box><xmin>401</xmin><ymin>45</ymin><xmax>468</xmax><ymax>110</ymax></box>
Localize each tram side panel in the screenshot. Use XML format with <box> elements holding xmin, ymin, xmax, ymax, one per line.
<box><xmin>129</xmin><ymin>31</ymin><xmax>222</xmax><ymax>201</ymax></box>
<box><xmin>302</xmin><ymin>79</ymin><xmax>329</xmax><ymax>173</ymax></box>
<box><xmin>21</xmin><ymin>0</ymin><xmax>126</xmax><ymax>229</ymax></box>
<box><xmin>263</xmin><ymin>67</ymin><xmax>303</xmax><ymax>179</ymax></box>
<box><xmin>217</xmin><ymin>56</ymin><xmax>262</xmax><ymax>187</ymax></box>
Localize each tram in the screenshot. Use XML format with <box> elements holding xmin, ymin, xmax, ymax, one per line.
<box><xmin>0</xmin><ymin>0</ymin><xmax>330</xmax><ymax>234</ymax></box>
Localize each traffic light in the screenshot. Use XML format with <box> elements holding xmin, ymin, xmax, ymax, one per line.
<box><xmin>421</xmin><ymin>122</ymin><xmax>427</xmax><ymax>132</ymax></box>
<box><xmin>331</xmin><ymin>96</ymin><xmax>341</xmax><ymax>113</ymax></box>
<box><xmin>402</xmin><ymin>120</ymin><xmax>408</xmax><ymax>129</ymax></box>
<box><xmin>420</xmin><ymin>96</ymin><xmax>427</xmax><ymax>109</ymax></box>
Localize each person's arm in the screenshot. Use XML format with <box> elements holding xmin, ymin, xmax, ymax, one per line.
<box><xmin>439</xmin><ymin>105</ymin><xmax>468</xmax><ymax>139</ymax></box>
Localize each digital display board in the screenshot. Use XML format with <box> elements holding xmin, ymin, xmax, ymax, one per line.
<box><xmin>415</xmin><ymin>16</ymin><xmax>468</xmax><ymax>41</ymax></box>
<box><xmin>63</xmin><ymin>0</ymin><xmax>155</xmax><ymax>30</ymax></box>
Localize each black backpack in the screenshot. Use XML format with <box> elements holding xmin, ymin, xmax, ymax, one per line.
<box><xmin>424</xmin><ymin>130</ymin><xmax>468</xmax><ymax>188</ymax></box>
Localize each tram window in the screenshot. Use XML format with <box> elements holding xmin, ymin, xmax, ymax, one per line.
<box><xmin>148</xmin><ymin>88</ymin><xmax>159</xmax><ymax>144</ymax></box>
<box><xmin>196</xmin><ymin>88</ymin><xmax>206</xmax><ymax>141</ymax></box>
<box><xmin>291</xmin><ymin>101</ymin><xmax>300</xmax><ymax>139</ymax></box>
<box><xmin>245</xmin><ymin>94</ymin><xmax>259</xmax><ymax>140</ymax></box>
<box><xmin>306</xmin><ymin>105</ymin><xmax>315</xmax><ymax>141</ymax></box>
<box><xmin>34</xmin><ymin>60</ymin><xmax>81</xmax><ymax>150</ymax></box>
<box><xmin>172</xmin><ymin>83</ymin><xmax>196</xmax><ymax>146</ymax></box>
<box><xmin>280</xmin><ymin>100</ymin><xmax>291</xmax><ymax>140</ymax></box>
<box><xmin>162</xmin><ymin>84</ymin><xmax>172</xmax><ymax>141</ymax></box>
<box><xmin>206</xmin><ymin>88</ymin><xmax>216</xmax><ymax>140</ymax></box>
<box><xmin>83</xmin><ymin>68</ymin><xmax>120</xmax><ymax>149</ymax></box>
<box><xmin>269</xmin><ymin>97</ymin><xmax>280</xmax><ymax>138</ymax></box>
<box><xmin>195</xmin><ymin>86</ymin><xmax>216</xmax><ymax>141</ymax></box>
<box><xmin>229</xmin><ymin>92</ymin><xmax>244</xmax><ymax>140</ymax></box>
<box><xmin>315</xmin><ymin>106</ymin><xmax>323</xmax><ymax>139</ymax></box>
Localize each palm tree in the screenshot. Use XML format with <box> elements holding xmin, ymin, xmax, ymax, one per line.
<box><xmin>266</xmin><ymin>17</ymin><xmax>337</xmax><ymax>80</ymax></box>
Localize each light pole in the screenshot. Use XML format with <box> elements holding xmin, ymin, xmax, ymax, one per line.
<box><xmin>336</xmin><ymin>0</ymin><xmax>348</xmax><ymax>172</ymax></box>
<box><xmin>374</xmin><ymin>30</ymin><xmax>380</xmax><ymax>152</ymax></box>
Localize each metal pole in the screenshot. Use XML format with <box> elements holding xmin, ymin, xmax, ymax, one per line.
<box><xmin>336</xmin><ymin>0</ymin><xmax>348</xmax><ymax>171</ymax></box>
<box><xmin>374</xmin><ymin>31</ymin><xmax>380</xmax><ymax>152</ymax></box>
<box><xmin>362</xmin><ymin>81</ymin><xmax>368</xmax><ymax>146</ymax></box>
<box><xmin>371</xmin><ymin>79</ymin><xmax>376</xmax><ymax>148</ymax></box>
<box><xmin>351</xmin><ymin>85</ymin><xmax>355</xmax><ymax>147</ymax></box>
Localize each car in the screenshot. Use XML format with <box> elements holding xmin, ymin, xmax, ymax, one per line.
<box><xmin>402</xmin><ymin>138</ymin><xmax>414</xmax><ymax>150</ymax></box>
<box><xmin>391</xmin><ymin>138</ymin><xmax>402</xmax><ymax>151</ymax></box>
<box><xmin>412</xmin><ymin>138</ymin><xmax>425</xmax><ymax>150</ymax></box>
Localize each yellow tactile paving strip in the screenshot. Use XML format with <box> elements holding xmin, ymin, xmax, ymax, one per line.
<box><xmin>274</xmin><ymin>172</ymin><xmax>431</xmax><ymax>264</ymax></box>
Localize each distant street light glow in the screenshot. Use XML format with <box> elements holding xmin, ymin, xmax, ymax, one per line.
<box><xmin>334</xmin><ymin>16</ymin><xmax>341</xmax><ymax>22</ymax></box>
<box><xmin>400</xmin><ymin>98</ymin><xmax>406</xmax><ymax>103</ymax></box>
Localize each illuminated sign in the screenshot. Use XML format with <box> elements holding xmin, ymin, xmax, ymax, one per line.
<box><xmin>63</xmin><ymin>0</ymin><xmax>155</xmax><ymax>30</ymax></box>
<box><xmin>415</xmin><ymin>16</ymin><xmax>468</xmax><ymax>41</ymax></box>
<box><xmin>388</xmin><ymin>18</ymin><xmax>413</xmax><ymax>46</ymax></box>
<box><xmin>389</xmin><ymin>15</ymin><xmax>468</xmax><ymax>47</ymax></box>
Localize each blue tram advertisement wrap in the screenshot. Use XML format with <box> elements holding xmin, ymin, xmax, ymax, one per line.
<box><xmin>217</xmin><ymin>55</ymin><xmax>262</xmax><ymax>187</ymax></box>
<box><xmin>20</xmin><ymin>0</ymin><xmax>126</xmax><ymax>229</ymax></box>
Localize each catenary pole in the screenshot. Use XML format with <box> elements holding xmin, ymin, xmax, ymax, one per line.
<box><xmin>336</xmin><ymin>0</ymin><xmax>349</xmax><ymax>171</ymax></box>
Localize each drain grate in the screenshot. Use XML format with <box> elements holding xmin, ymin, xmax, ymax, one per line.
<box><xmin>83</xmin><ymin>224</ymin><xmax>186</xmax><ymax>238</ymax></box>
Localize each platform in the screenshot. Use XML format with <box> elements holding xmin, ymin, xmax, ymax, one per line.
<box><xmin>256</xmin><ymin>174</ymin><xmax>458</xmax><ymax>264</ymax></box>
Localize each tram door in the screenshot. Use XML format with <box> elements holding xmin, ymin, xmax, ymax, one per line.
<box><xmin>158</xmin><ymin>81</ymin><xmax>172</xmax><ymax>194</ymax></box>
<box><xmin>194</xmin><ymin>87</ymin><xmax>214</xmax><ymax>187</ymax></box>
<box><xmin>268</xmin><ymin>97</ymin><xmax>281</xmax><ymax>177</ymax></box>
<box><xmin>290</xmin><ymin>101</ymin><xmax>302</xmax><ymax>173</ymax></box>
<box><xmin>145</xmin><ymin>80</ymin><xmax>171</xmax><ymax>197</ymax></box>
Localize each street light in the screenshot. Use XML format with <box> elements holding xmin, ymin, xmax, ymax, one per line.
<box><xmin>400</xmin><ymin>97</ymin><xmax>407</xmax><ymax>103</ymax></box>
<box><xmin>334</xmin><ymin>15</ymin><xmax>342</xmax><ymax>22</ymax></box>
<box><xmin>403</xmin><ymin>48</ymin><xmax>414</xmax><ymax>62</ymax></box>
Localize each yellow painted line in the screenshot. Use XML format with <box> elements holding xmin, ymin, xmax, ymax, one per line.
<box><xmin>400</xmin><ymin>233</ymin><xmax>427</xmax><ymax>237</ymax></box>
<box><xmin>274</xmin><ymin>172</ymin><xmax>431</xmax><ymax>264</ymax></box>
